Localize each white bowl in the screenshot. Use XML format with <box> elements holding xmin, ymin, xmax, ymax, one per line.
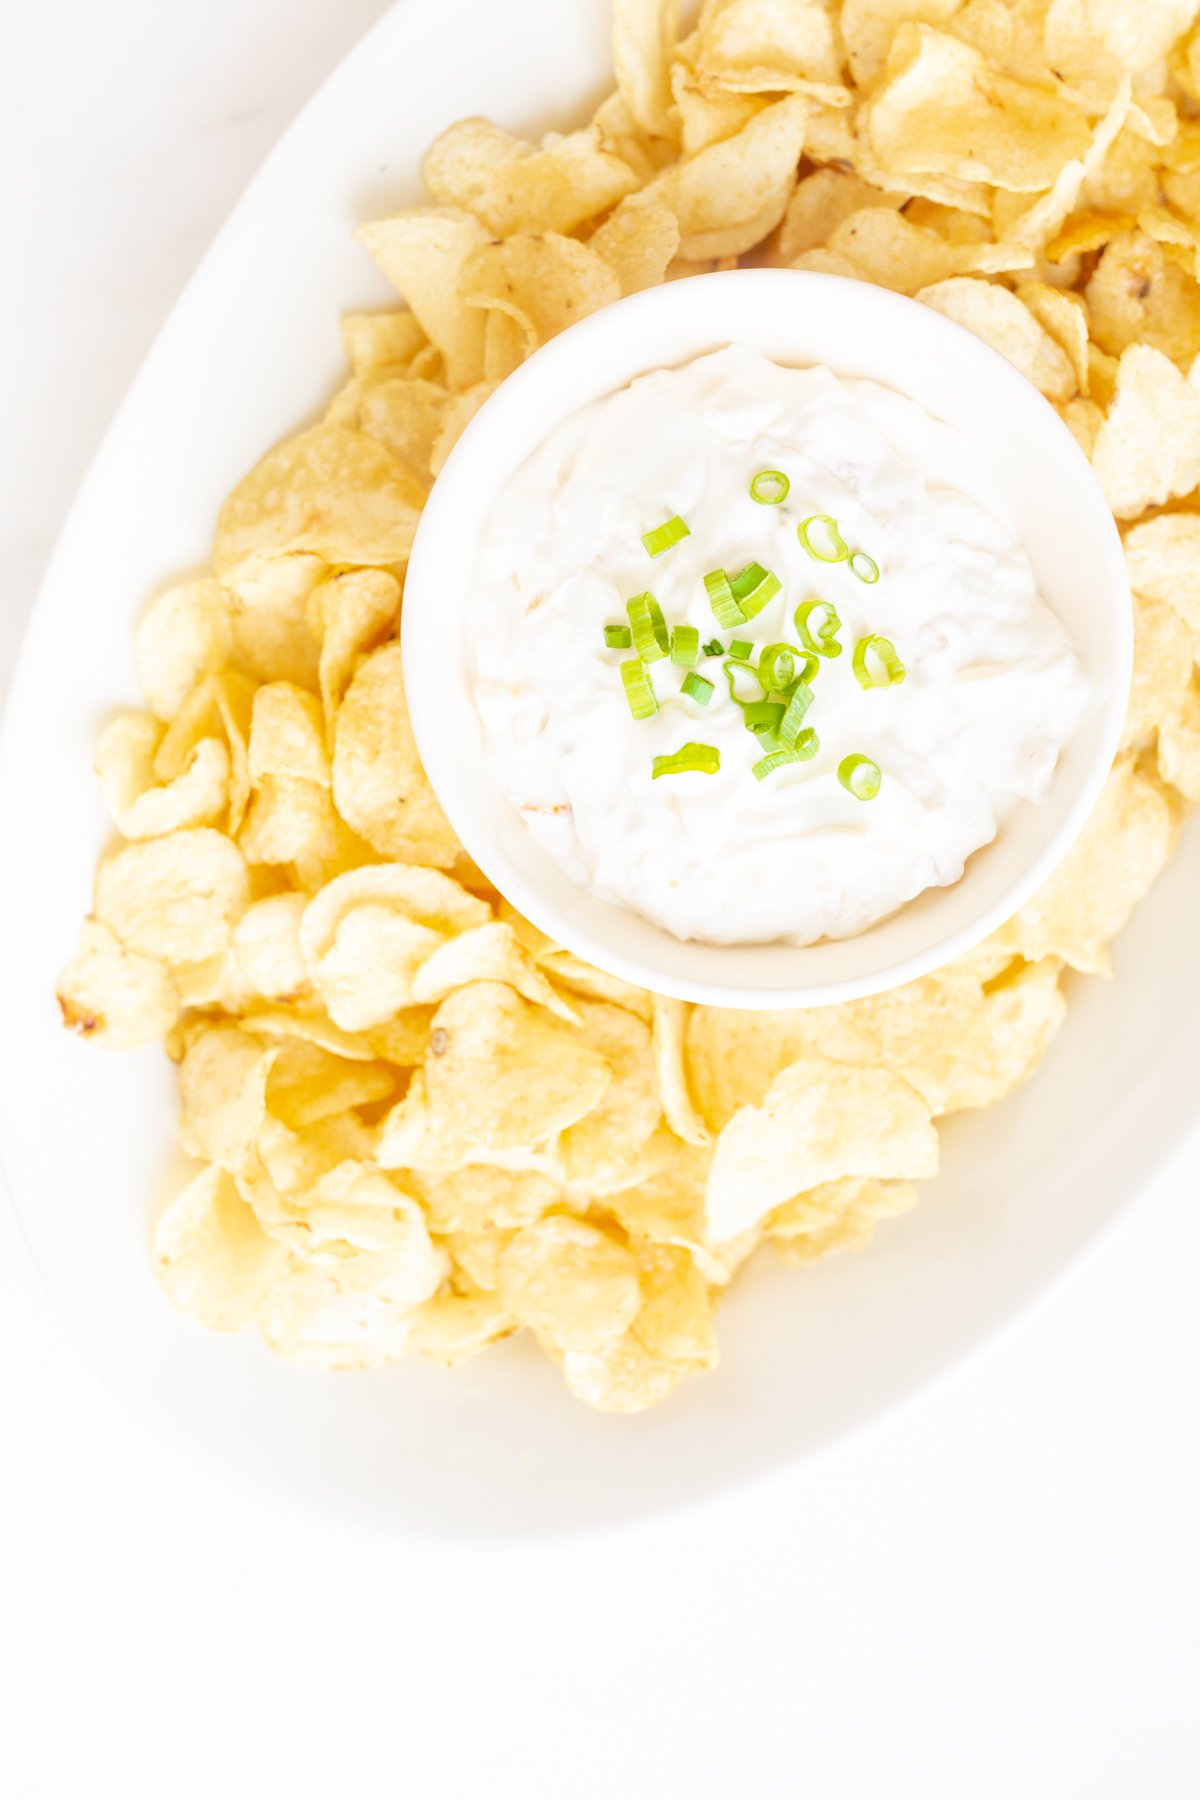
<box><xmin>403</xmin><ymin>269</ymin><xmax>1131</xmax><ymax>1008</ymax></box>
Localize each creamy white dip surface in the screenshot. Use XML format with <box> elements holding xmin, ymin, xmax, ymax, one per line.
<box><xmin>466</xmin><ymin>345</ymin><xmax>1090</xmax><ymax>947</ymax></box>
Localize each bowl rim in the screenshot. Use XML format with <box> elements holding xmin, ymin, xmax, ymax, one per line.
<box><xmin>403</xmin><ymin>267</ymin><xmax>1132</xmax><ymax>1009</ymax></box>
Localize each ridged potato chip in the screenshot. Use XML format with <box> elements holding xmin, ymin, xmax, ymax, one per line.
<box><xmin>331</xmin><ymin>644</ymin><xmax>458</xmax><ymax>867</ymax></box>
<box><xmin>497</xmin><ymin>1215</ymin><xmax>642</xmax><ymax>1351</ymax></box>
<box><xmin>56</xmin><ymin>918</ymin><xmax>180</xmax><ymax>1050</ymax></box>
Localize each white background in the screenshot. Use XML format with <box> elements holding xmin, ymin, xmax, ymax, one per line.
<box><xmin>1</xmin><ymin>3</ymin><xmax>1197</xmax><ymax>1794</ymax></box>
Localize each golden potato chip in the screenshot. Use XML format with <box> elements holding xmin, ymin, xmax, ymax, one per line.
<box><xmin>1046</xmin><ymin>0</ymin><xmax>1200</xmax><ymax>78</ymax></box>
<box><xmin>331</xmin><ymin>643</ymin><xmax>458</xmax><ymax>867</ymax></box>
<box><xmin>866</xmin><ymin>26</ymin><xmax>1090</xmax><ymax>194</ymax></box>
<box><xmin>1124</xmin><ymin>512</ymin><xmax>1200</xmax><ymax>634</ymax></box>
<box><xmin>410</xmin><ymin>920</ymin><xmax>577</xmax><ymax>1022</ymax></box>
<box><xmin>558</xmin><ymin>1330</ymin><xmax>684</xmax><ymax>1412</ymax></box>
<box><xmin>256</xmin><ymin>1257</ymin><xmax>417</xmax><ymax>1371</ymax></box>
<box><xmin>413</xmin><ymin>1164</ymin><xmax>564</xmax><ymax>1234</ymax></box>
<box><xmin>443</xmin><ymin>1224</ymin><xmax>517</xmax><ymax>1293</ymax></box>
<box><xmin>1059</xmin><ymin>396</ymin><xmax>1105</xmax><ymax>458</ymax></box>
<box><xmin>1092</xmin><ymin>343</ymin><xmax>1200</xmax><ymax>517</ymax></box>
<box><xmin>1122</xmin><ymin>596</ymin><xmax>1196</xmax><ymax>750</ymax></box>
<box><xmin>588</xmin><ymin>199</ymin><xmax>681</xmax><ymax>294</ymax></box>
<box><xmin>635</xmin><ymin>92</ymin><xmax>807</xmax><ymax>258</ymax></box>
<box><xmin>96</xmin><ymin>713</ymin><xmax>230</xmax><ymax>840</ymax></box>
<box><xmin>1006</xmin><ymin>78</ymin><xmax>1136</xmax><ymax>252</ymax></box>
<box><xmin>265</xmin><ymin>1040</ymin><xmax>395</xmax><ymax>1130</ymax></box>
<box><xmin>772</xmin><ymin>169</ymin><xmax>901</xmax><ymax>263</ymax></box>
<box><xmin>239</xmin><ymin>775</ymin><xmax>363</xmax><ymax>893</ymax></box>
<box><xmin>355</xmin><ymin>376</ymin><xmax>445</xmax><ymax>483</ymax></box>
<box><xmin>649</xmin><ymin>995</ymin><xmax>710</xmax><ymax>1146</ymax></box>
<box><xmin>248</xmin><ymin>682</ymin><xmax>329</xmax><ymax>790</ymax></box>
<box><xmin>1158</xmin><ymin>678</ymin><xmax>1200</xmax><ymax>798</ymax></box>
<box><xmin>56</xmin><ymin>917</ymin><xmax>180</xmax><ymax>1050</ymax></box>
<box><xmin>429</xmin><ymin>380</ymin><xmax>499</xmax><ymax>476</ymax></box>
<box><xmin>424</xmin><ymin>117</ymin><xmax>638</xmax><ymax>236</ymax></box>
<box><xmin>1017</xmin><ymin>280</ymin><xmax>1091</xmax><ymax>395</ymax></box>
<box><xmin>827</xmin><ymin>213</ymin><xmax>1033</xmax><ymax>295</ymax></box>
<box><xmin>631</xmin><ymin>1243</ymin><xmax>716</xmax><ymax>1372</ymax></box>
<box><xmin>497</xmin><ymin>1214</ymin><xmax>641</xmax><ymax>1350</ymax></box>
<box><xmin>706</xmin><ymin>1055</ymin><xmax>939</xmax><ymax>1240</ymax></box>
<box><xmin>669</xmin><ymin>58</ymin><xmax>769</xmax><ymax>156</ymax></box>
<box><xmin>459</xmin><ymin>233</ymin><xmax>621</xmax><ymax>352</ymax></box>
<box><xmin>355</xmin><ymin>208</ymin><xmax>491</xmax><ymax>389</ymax></box>
<box><xmin>1046</xmin><ymin>208</ymin><xmax>1137</xmax><ymax>263</ymax></box>
<box><xmin>289</xmin><ymin>1162</ymin><xmax>446</xmax><ymax>1284</ymax></box>
<box><xmin>693</xmin><ymin>0</ymin><xmax>846</xmax><ymax>102</ymax></box>
<box><xmin>997</xmin><ymin>757</ymin><xmax>1178</xmax><ymax>973</ymax></box>
<box><xmin>769</xmin><ymin>1177</ymin><xmax>918</xmax><ymax>1264</ymax></box>
<box><xmin>314</xmin><ymin>569</ymin><xmax>400</xmax><ymax>740</ymax></box>
<box><xmin>224</xmin><ymin>552</ymin><xmax>325</xmax><ymax>691</ymax></box>
<box><xmin>95</xmin><ymin>827</ymin><xmax>250</xmax><ymax>965</ymax></box>
<box><xmin>841</xmin><ymin>0</ymin><xmax>962</xmax><ymax>90</ymax></box>
<box><xmin>534</xmin><ymin>949</ymin><xmax>654</xmax><ymax>1021</ymax></box>
<box><xmin>214</xmin><ymin>426</ymin><xmax>424</xmax><ymax>585</ymax></box>
<box><xmin>404</xmin><ymin>1290</ymin><xmax>516</xmax><ymax>1367</ymax></box>
<box><xmin>134</xmin><ymin>579</ymin><xmax>234</xmax><ymax>722</ymax></box>
<box><xmin>251</xmin><ymin>1110</ymin><xmax>377</xmax><ymax>1196</ymax></box>
<box><xmin>153</xmin><ymin>1164</ymin><xmax>285</xmax><ymax>1332</ymax></box>
<box><xmin>558</xmin><ymin>1000</ymin><xmax>661</xmax><ymax>1193</ymax></box>
<box><xmin>230</xmin><ymin>893</ymin><xmax>310</xmax><ymax>1003</ymax></box>
<box><xmin>1085</xmin><ymin>231</ymin><xmax>1200</xmax><ymax>369</ymax></box>
<box><xmin>613</xmin><ymin>0</ymin><xmax>679</xmax><ymax>139</ymax></box>
<box><xmin>340</xmin><ymin>308</ymin><xmax>427</xmax><ymax>376</ymax></box>
<box><xmin>180</xmin><ymin>1024</ymin><xmax>279</xmax><ymax>1164</ymax></box>
<box><xmin>916</xmin><ymin>278</ymin><xmax>1077</xmax><ymax>401</ymax></box>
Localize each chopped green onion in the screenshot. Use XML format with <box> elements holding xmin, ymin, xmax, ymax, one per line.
<box><xmin>626</xmin><ymin>592</ymin><xmax>669</xmax><ymax>663</ymax></box>
<box><xmin>798</xmin><ymin>514</ymin><xmax>850</xmax><ymax>563</ymax></box>
<box><xmin>604</xmin><ymin>624</ymin><xmax>632</xmax><ymax>649</ymax></box>
<box><xmin>681</xmin><ymin>671</ymin><xmax>714</xmax><ymax>706</ymax></box>
<box><xmin>704</xmin><ymin>568</ymin><xmax>746</xmax><ymax>630</ymax></box>
<box><xmin>852</xmin><ymin>634</ymin><xmax>906</xmax><ymax>689</ymax></box>
<box><xmin>652</xmin><ymin>742</ymin><xmax>720</xmax><ymax>779</ymax></box>
<box><xmin>730</xmin><ymin>562</ymin><xmax>782</xmax><ymax>621</ymax></box>
<box><xmin>794</xmin><ymin>598</ymin><xmax>843</xmax><ymax>659</ymax></box>
<box><xmin>724</xmin><ymin>660</ymin><xmax>766</xmax><ymax>708</ymax></box>
<box><xmin>849</xmin><ymin>549</ymin><xmax>880</xmax><ymax>584</ymax></box>
<box><xmin>702</xmin><ymin>637</ymin><xmax>725</xmax><ymax>658</ymax></box>
<box><xmin>753</xmin><ymin>730</ymin><xmax>819</xmax><ymax>780</ymax></box>
<box><xmin>642</xmin><ymin>515</ymin><xmax>690</xmax><ymax>558</ymax></box>
<box><xmin>670</xmin><ymin>625</ymin><xmax>701</xmax><ymax>667</ymax></box>
<box><xmin>750</xmin><ymin>469</ymin><xmax>790</xmax><ymax>505</ymax></box>
<box><xmin>620</xmin><ymin>659</ymin><xmax>658</xmax><ymax>720</ymax></box>
<box><xmin>758</xmin><ymin>642</ymin><xmax>795</xmax><ymax>691</ymax></box>
<box><xmin>728</xmin><ymin>638</ymin><xmax>753</xmax><ymax>661</ymax></box>
<box><xmin>741</xmin><ymin>701</ymin><xmax>785</xmax><ymax>734</ymax></box>
<box><xmin>778</xmin><ymin>681</ymin><xmax>815</xmax><ymax>750</ymax></box>
<box><xmin>839</xmin><ymin>753</ymin><xmax>882</xmax><ymax>800</ymax></box>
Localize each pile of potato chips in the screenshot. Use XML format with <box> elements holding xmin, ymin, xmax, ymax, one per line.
<box><xmin>57</xmin><ymin>0</ymin><xmax>1200</xmax><ymax>1410</ymax></box>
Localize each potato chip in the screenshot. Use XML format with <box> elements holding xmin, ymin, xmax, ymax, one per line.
<box><xmin>443</xmin><ymin>1224</ymin><xmax>517</xmax><ymax>1293</ymax></box>
<box><xmin>256</xmin><ymin>1257</ymin><xmax>417</xmax><ymax>1371</ymax></box>
<box><xmin>413</xmin><ymin>1164</ymin><xmax>564</xmax><ymax>1234</ymax></box>
<box><xmin>693</xmin><ymin>0</ymin><xmax>846</xmax><ymax>101</ymax></box>
<box><xmin>497</xmin><ymin>1214</ymin><xmax>641</xmax><ymax>1350</ymax></box>
<box><xmin>649</xmin><ymin>995</ymin><xmax>710</xmax><ymax>1146</ymax></box>
<box><xmin>534</xmin><ymin>949</ymin><xmax>654</xmax><ymax>1021</ymax></box>
<box><xmin>313</xmin><ymin>569</ymin><xmax>400</xmax><ymax>740</ymax></box>
<box><xmin>1124</xmin><ymin>511</ymin><xmax>1200</xmax><ymax>634</ymax></box>
<box><xmin>1158</xmin><ymin>678</ymin><xmax>1200</xmax><ymax>798</ymax></box>
<box><xmin>635</xmin><ymin>92</ymin><xmax>807</xmax><ymax>259</ymax></box>
<box><xmin>424</xmin><ymin>117</ymin><xmax>638</xmax><ymax>236</ymax></box>
<box><xmin>134</xmin><ymin>579</ymin><xmax>234</xmax><ymax>722</ymax></box>
<box><xmin>558</xmin><ymin>1331</ymin><xmax>684</xmax><ymax>1412</ymax></box>
<box><xmin>764</xmin><ymin>1175</ymin><xmax>918</xmax><ymax>1258</ymax></box>
<box><xmin>631</xmin><ymin>1243</ymin><xmax>716</xmax><ymax>1372</ymax></box>
<box><xmin>355</xmin><ymin>208</ymin><xmax>491</xmax><ymax>389</ymax></box>
<box><xmin>229</xmin><ymin>893</ymin><xmax>309</xmax><ymax>1003</ymax></box>
<box><xmin>56</xmin><ymin>918</ymin><xmax>180</xmax><ymax>1050</ymax></box>
<box><xmin>670</xmin><ymin>58</ymin><xmax>769</xmax><ymax>156</ymax></box>
<box><xmin>331</xmin><ymin>643</ymin><xmax>458</xmax><ymax>867</ymax></box>
<box><xmin>1045</xmin><ymin>0</ymin><xmax>1200</xmax><ymax>78</ymax></box>
<box><xmin>340</xmin><ymin>308</ymin><xmax>428</xmax><ymax>376</ymax></box>
<box><xmin>1017</xmin><ymin>280</ymin><xmax>1091</xmax><ymax>394</ymax></box>
<box><xmin>239</xmin><ymin>776</ymin><xmax>363</xmax><ymax>893</ymax></box>
<box><xmin>1060</xmin><ymin>396</ymin><xmax>1105</xmax><ymax>457</ymax></box>
<box><xmin>404</xmin><ymin>1290</ymin><xmax>516</xmax><ymax>1367</ymax></box>
<box><xmin>96</xmin><ymin>713</ymin><xmax>230</xmax><ymax>840</ymax></box>
<box><xmin>706</xmin><ymin>1055</ymin><xmax>939</xmax><ymax>1240</ymax></box>
<box><xmin>410</xmin><ymin>920</ymin><xmax>578</xmax><ymax>1021</ymax></box>
<box><xmin>1092</xmin><ymin>343</ymin><xmax>1200</xmax><ymax>517</ymax></box>
<box><xmin>841</xmin><ymin>0</ymin><xmax>963</xmax><ymax>90</ymax></box>
<box><xmin>265</xmin><ymin>1040</ymin><xmax>395</xmax><ymax>1130</ymax></box>
<box><xmin>153</xmin><ymin>1164</ymin><xmax>285</xmax><ymax>1332</ymax></box>
<box><xmin>996</xmin><ymin>757</ymin><xmax>1178</xmax><ymax>973</ymax></box>
<box><xmin>828</xmin><ymin>214</ymin><xmax>1034</xmax><ymax>296</ymax></box>
<box><xmin>1007</xmin><ymin>78</ymin><xmax>1136</xmax><ymax>252</ymax></box>
<box><xmin>1122</xmin><ymin>596</ymin><xmax>1196</xmax><ymax>750</ymax></box>
<box><xmin>916</xmin><ymin>278</ymin><xmax>1078</xmax><ymax>400</ymax></box>
<box><xmin>224</xmin><ymin>552</ymin><xmax>326</xmax><ymax>690</ymax></box>
<box><xmin>1085</xmin><ymin>231</ymin><xmax>1200</xmax><ymax>369</ymax></box>
<box><xmin>214</xmin><ymin>426</ymin><xmax>424</xmax><ymax>586</ymax></box>
<box><xmin>429</xmin><ymin>380</ymin><xmax>499</xmax><ymax>476</ymax></box>
<box><xmin>588</xmin><ymin>199</ymin><xmax>681</xmax><ymax>294</ymax></box>
<box><xmin>771</xmin><ymin>169</ymin><xmax>901</xmax><ymax>263</ymax></box>
<box><xmin>558</xmin><ymin>1000</ymin><xmax>661</xmax><ymax>1193</ymax></box>
<box><xmin>350</xmin><ymin>377</ymin><xmax>444</xmax><ymax>488</ymax></box>
<box><xmin>177</xmin><ymin>1023</ymin><xmax>276</xmax><ymax>1171</ymax></box>
<box><xmin>866</xmin><ymin>26</ymin><xmax>1090</xmax><ymax>194</ymax></box>
<box><xmin>248</xmin><ymin>682</ymin><xmax>329</xmax><ymax>790</ymax></box>
<box><xmin>459</xmin><ymin>233</ymin><xmax>621</xmax><ymax>352</ymax></box>
<box><xmin>95</xmin><ymin>827</ymin><xmax>250</xmax><ymax>965</ymax></box>
<box><xmin>613</xmin><ymin>0</ymin><xmax>679</xmax><ymax>139</ymax></box>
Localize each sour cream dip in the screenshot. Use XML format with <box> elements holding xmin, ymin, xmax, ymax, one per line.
<box><xmin>466</xmin><ymin>344</ymin><xmax>1090</xmax><ymax>947</ymax></box>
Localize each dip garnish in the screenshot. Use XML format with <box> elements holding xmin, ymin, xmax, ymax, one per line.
<box><xmin>652</xmin><ymin>743</ymin><xmax>720</xmax><ymax>779</ymax></box>
<box><xmin>604</xmin><ymin>623</ymin><xmax>632</xmax><ymax>649</ymax></box>
<box><xmin>798</xmin><ymin>513</ymin><xmax>850</xmax><ymax>562</ymax></box>
<box><xmin>620</xmin><ymin>658</ymin><xmax>658</xmax><ymax>719</ymax></box>
<box><xmin>729</xmin><ymin>561</ymin><xmax>781</xmax><ymax>621</ymax></box>
<box><xmin>754</xmin><ymin>729</ymin><xmax>819</xmax><ymax>781</ymax></box>
<box><xmin>641</xmin><ymin>515</ymin><xmax>690</xmax><ymax>558</ymax></box>
<box><xmin>839</xmin><ymin>753</ymin><xmax>883</xmax><ymax>800</ymax></box>
<box><xmin>670</xmin><ymin>625</ymin><xmax>700</xmax><ymax>666</ymax></box>
<box><xmin>680</xmin><ymin>672</ymin><xmax>714</xmax><ymax>706</ymax></box>
<box><xmin>852</xmin><ymin>635</ymin><xmax>906</xmax><ymax>688</ymax></box>
<box><xmin>794</xmin><ymin>598</ymin><xmax>843</xmax><ymax>658</ymax></box>
<box><xmin>750</xmin><ymin>469</ymin><xmax>790</xmax><ymax>505</ymax></box>
<box><xmin>849</xmin><ymin>550</ymin><xmax>881</xmax><ymax>584</ymax></box>
<box><xmin>704</xmin><ymin>567</ymin><xmax>745</xmax><ymax>630</ymax></box>
<box><xmin>758</xmin><ymin>642</ymin><xmax>795</xmax><ymax>691</ymax></box>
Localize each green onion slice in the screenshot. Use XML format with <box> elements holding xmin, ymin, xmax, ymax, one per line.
<box><xmin>753</xmin><ymin>729</ymin><xmax>819</xmax><ymax>780</ymax></box>
<box><xmin>794</xmin><ymin>598</ymin><xmax>843</xmax><ymax>658</ymax></box>
<box><xmin>758</xmin><ymin>642</ymin><xmax>795</xmax><ymax>691</ymax></box>
<box><xmin>603</xmin><ymin>624</ymin><xmax>632</xmax><ymax>649</ymax></box>
<box><xmin>670</xmin><ymin>625</ymin><xmax>701</xmax><ymax>667</ymax></box>
<box><xmin>704</xmin><ymin>568</ymin><xmax>746</xmax><ymax>630</ymax></box>
<box><xmin>798</xmin><ymin>514</ymin><xmax>850</xmax><ymax>563</ymax></box>
<box><xmin>620</xmin><ymin>659</ymin><xmax>658</xmax><ymax>720</ymax></box>
<box><xmin>728</xmin><ymin>638</ymin><xmax>753</xmax><ymax>661</ymax></box>
<box><xmin>778</xmin><ymin>681</ymin><xmax>815</xmax><ymax>750</ymax></box>
<box><xmin>848</xmin><ymin>549</ymin><xmax>880</xmax><ymax>584</ymax></box>
<box><xmin>852</xmin><ymin>634</ymin><xmax>906</xmax><ymax>689</ymax></box>
<box><xmin>750</xmin><ymin>469</ymin><xmax>790</xmax><ymax>505</ymax></box>
<box><xmin>730</xmin><ymin>562</ymin><xmax>782</xmax><ymax>621</ymax></box>
<box><xmin>641</xmin><ymin>515</ymin><xmax>690</xmax><ymax>558</ymax></box>
<box><xmin>680</xmin><ymin>671</ymin><xmax>714</xmax><ymax>706</ymax></box>
<box><xmin>626</xmin><ymin>592</ymin><xmax>669</xmax><ymax>663</ymax></box>
<box><xmin>741</xmin><ymin>701</ymin><xmax>785</xmax><ymax>734</ymax></box>
<box><xmin>838</xmin><ymin>753</ymin><xmax>882</xmax><ymax>801</ymax></box>
<box><xmin>724</xmin><ymin>659</ymin><xmax>766</xmax><ymax>708</ymax></box>
<box><xmin>702</xmin><ymin>637</ymin><xmax>725</xmax><ymax>658</ymax></box>
<box><xmin>652</xmin><ymin>742</ymin><xmax>720</xmax><ymax>779</ymax></box>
